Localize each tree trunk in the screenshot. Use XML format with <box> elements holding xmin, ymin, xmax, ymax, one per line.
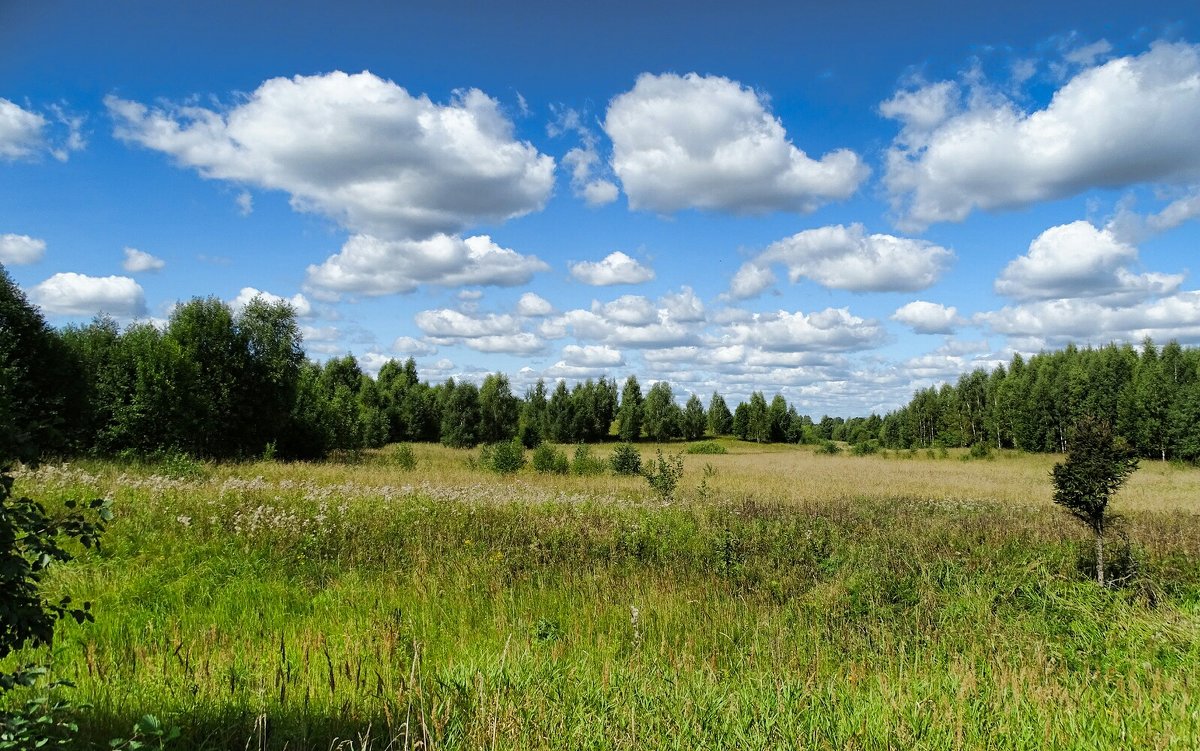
<box><xmin>1095</xmin><ymin>528</ymin><xmax>1106</xmax><ymax>587</ymax></box>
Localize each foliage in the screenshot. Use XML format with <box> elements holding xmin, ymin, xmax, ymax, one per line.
<box><xmin>817</xmin><ymin>440</ymin><xmax>842</xmax><ymax>455</ymax></box>
<box><xmin>569</xmin><ymin>444</ymin><xmax>607</xmax><ymax>476</ymax></box>
<box><xmin>388</xmin><ymin>443</ymin><xmax>418</xmax><ymax>471</ymax></box>
<box><xmin>531</xmin><ymin>443</ymin><xmax>568</xmax><ymax>475</ymax></box>
<box><xmin>681</xmin><ymin>394</ymin><xmax>707</xmax><ymax>441</ymax></box>
<box><xmin>642</xmin><ymin>382</ymin><xmax>681</xmax><ymax>443</ymax></box>
<box><xmin>642</xmin><ymin>449</ymin><xmax>684</xmax><ymax>501</ymax></box>
<box><xmin>685</xmin><ymin>440</ymin><xmax>727</xmax><ymax>455</ymax></box>
<box><xmin>478</xmin><ymin>439</ymin><xmax>526</xmax><ymax>475</ymax></box>
<box><xmin>851</xmin><ymin>440</ymin><xmax>879</xmax><ymax>456</ymax></box>
<box><xmin>1052</xmin><ymin>417</ymin><xmax>1139</xmax><ymax>535</ymax></box>
<box><xmin>707</xmin><ymin>392</ymin><xmax>733</xmax><ymax>436</ymax></box>
<box><xmin>608</xmin><ymin>443</ymin><xmax>643</xmax><ymax>475</ymax></box>
<box><xmin>0</xmin><ymin>682</ymin><xmax>78</xmax><ymax>750</ymax></box>
<box><xmin>616</xmin><ymin>375</ymin><xmax>643</xmax><ymax>442</ymax></box>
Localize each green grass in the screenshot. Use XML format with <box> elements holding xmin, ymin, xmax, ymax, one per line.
<box><xmin>5</xmin><ymin>448</ymin><xmax>1200</xmax><ymax>749</ymax></box>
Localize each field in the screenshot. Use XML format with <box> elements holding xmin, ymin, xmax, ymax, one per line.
<box><xmin>5</xmin><ymin>442</ymin><xmax>1200</xmax><ymax>750</ymax></box>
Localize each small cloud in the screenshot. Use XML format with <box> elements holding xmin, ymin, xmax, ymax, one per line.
<box><xmin>392</xmin><ymin>335</ymin><xmax>437</xmax><ymax>356</ymax></box>
<box><xmin>236</xmin><ymin>191</ymin><xmax>254</xmax><ymax>216</ymax></box>
<box><xmin>569</xmin><ymin>251</ymin><xmax>655</xmax><ymax>286</ymax></box>
<box><xmin>516</xmin><ymin>292</ymin><xmax>554</xmax><ymax>317</ymax></box>
<box><xmin>231</xmin><ymin>286</ymin><xmax>313</xmax><ymax>317</ymax></box>
<box><xmin>891</xmin><ymin>300</ymin><xmax>964</xmax><ymax>334</ymax></box>
<box><xmin>122</xmin><ymin>247</ymin><xmax>165</xmax><ymax>273</ymax></box>
<box><xmin>0</xmin><ymin>233</ymin><xmax>46</xmax><ymax>265</ymax></box>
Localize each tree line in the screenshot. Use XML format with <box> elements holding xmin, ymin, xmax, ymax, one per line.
<box><xmin>5</xmin><ymin>265</ymin><xmax>1200</xmax><ymax>462</ymax></box>
<box><xmin>876</xmin><ymin>341</ymin><xmax>1200</xmax><ymax>461</ymax></box>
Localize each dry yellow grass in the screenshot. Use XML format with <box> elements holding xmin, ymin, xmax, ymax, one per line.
<box><xmin>179</xmin><ymin>440</ymin><xmax>1200</xmax><ymax>514</ymax></box>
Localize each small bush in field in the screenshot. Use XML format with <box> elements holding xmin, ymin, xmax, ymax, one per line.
<box><xmin>851</xmin><ymin>440</ymin><xmax>878</xmax><ymax>456</ymax></box>
<box><xmin>609</xmin><ymin>443</ymin><xmax>643</xmax><ymax>475</ymax></box>
<box><xmin>816</xmin><ymin>441</ymin><xmax>841</xmax><ymax>456</ymax></box>
<box><xmin>157</xmin><ymin>450</ymin><xmax>207</xmax><ymax>479</ymax></box>
<box><xmin>571</xmin><ymin>444</ymin><xmax>607</xmax><ymax>476</ymax></box>
<box><xmin>642</xmin><ymin>449</ymin><xmax>684</xmax><ymax>501</ymax></box>
<box><xmin>967</xmin><ymin>442</ymin><xmax>992</xmax><ymax>460</ymax></box>
<box><xmin>480</xmin><ymin>439</ymin><xmax>526</xmax><ymax>474</ymax></box>
<box><xmin>686</xmin><ymin>440</ymin><xmax>727</xmax><ymax>455</ymax></box>
<box><xmin>390</xmin><ymin>443</ymin><xmax>417</xmax><ymax>470</ymax></box>
<box><xmin>532</xmin><ymin>443</ymin><xmax>568</xmax><ymax>475</ymax></box>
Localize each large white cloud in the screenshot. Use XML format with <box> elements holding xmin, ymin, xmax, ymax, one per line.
<box><xmin>979</xmin><ymin>292</ymin><xmax>1200</xmax><ymax>346</ymax></box>
<box><xmin>568</xmin><ymin>251</ymin><xmax>654</xmax><ymax>286</ymax></box>
<box><xmin>305</xmin><ymin>233</ymin><xmax>548</xmax><ymax>296</ymax></box>
<box><xmin>414</xmin><ymin>308</ymin><xmax>544</xmax><ymax>355</ymax></box>
<box><xmin>892</xmin><ymin>301</ymin><xmax>964</xmax><ymax>334</ymax></box>
<box><xmin>720</xmin><ymin>308</ymin><xmax>885</xmax><ymax>353</ymax></box>
<box><xmin>605</xmin><ymin>72</ymin><xmax>868</xmax><ymax>214</ymax></box>
<box><xmin>561</xmin><ymin>344</ymin><xmax>624</xmax><ymax>367</ymax></box>
<box><xmin>884</xmin><ymin>42</ymin><xmax>1200</xmax><ymax>228</ymax></box>
<box><xmin>30</xmin><ymin>272</ymin><xmax>145</xmax><ymax>317</ymax></box>
<box><xmin>729</xmin><ymin>224</ymin><xmax>954</xmax><ymax>298</ymax></box>
<box><xmin>995</xmin><ymin>220</ymin><xmax>1183</xmax><ymax>304</ymax></box>
<box><xmin>107</xmin><ymin>72</ymin><xmax>555</xmax><ymax>240</ymax></box>
<box><xmin>0</xmin><ymin>99</ymin><xmax>47</xmax><ymax>160</ymax></box>
<box><xmin>0</xmin><ymin>233</ymin><xmax>46</xmax><ymax>265</ymax></box>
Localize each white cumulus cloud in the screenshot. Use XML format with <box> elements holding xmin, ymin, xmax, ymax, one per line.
<box><xmin>0</xmin><ymin>99</ymin><xmax>47</xmax><ymax>160</ymax></box>
<box><xmin>720</xmin><ymin>308</ymin><xmax>885</xmax><ymax>353</ymax></box>
<box><xmin>107</xmin><ymin>71</ymin><xmax>555</xmax><ymax>240</ymax></box>
<box><xmin>891</xmin><ymin>301</ymin><xmax>964</xmax><ymax>334</ymax></box>
<box><xmin>122</xmin><ymin>247</ymin><xmax>165</xmax><ymax>273</ymax></box>
<box><xmin>730</xmin><ymin>224</ymin><xmax>953</xmax><ymax>298</ymax></box>
<box><xmin>561</xmin><ymin>344</ymin><xmax>624</xmax><ymax>367</ymax></box>
<box><xmin>884</xmin><ymin>42</ymin><xmax>1200</xmax><ymax>228</ymax></box>
<box><xmin>230</xmin><ymin>286</ymin><xmax>313</xmax><ymax>317</ymax></box>
<box><xmin>306</xmin><ymin>234</ymin><xmax>548</xmax><ymax>296</ymax></box>
<box><xmin>569</xmin><ymin>251</ymin><xmax>654</xmax><ymax>286</ymax></box>
<box><xmin>0</xmin><ymin>234</ymin><xmax>46</xmax><ymax>265</ymax></box>
<box><xmin>31</xmin><ymin>272</ymin><xmax>145</xmax><ymax>317</ymax></box>
<box><xmin>995</xmin><ymin>220</ymin><xmax>1182</xmax><ymax>304</ymax></box>
<box><xmin>605</xmin><ymin>72</ymin><xmax>868</xmax><ymax>214</ymax></box>
<box><xmin>515</xmin><ymin>292</ymin><xmax>554</xmax><ymax>317</ymax></box>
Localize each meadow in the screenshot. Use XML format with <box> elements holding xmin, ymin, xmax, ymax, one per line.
<box><xmin>5</xmin><ymin>442</ymin><xmax>1200</xmax><ymax>750</ymax></box>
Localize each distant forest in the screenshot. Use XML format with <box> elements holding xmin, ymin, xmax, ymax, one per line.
<box><xmin>5</xmin><ymin>266</ymin><xmax>1199</xmax><ymax>463</ymax></box>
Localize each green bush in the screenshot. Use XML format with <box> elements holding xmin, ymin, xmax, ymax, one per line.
<box><xmin>851</xmin><ymin>440</ymin><xmax>879</xmax><ymax>456</ymax></box>
<box><xmin>479</xmin><ymin>439</ymin><xmax>526</xmax><ymax>474</ymax></box>
<box><xmin>570</xmin><ymin>444</ymin><xmax>607</xmax><ymax>476</ymax></box>
<box><xmin>816</xmin><ymin>440</ymin><xmax>841</xmax><ymax>455</ymax></box>
<box><xmin>390</xmin><ymin>443</ymin><xmax>417</xmax><ymax>470</ymax></box>
<box><xmin>643</xmin><ymin>449</ymin><xmax>684</xmax><ymax>501</ymax></box>
<box><xmin>968</xmin><ymin>442</ymin><xmax>992</xmax><ymax>460</ymax></box>
<box><xmin>609</xmin><ymin>443</ymin><xmax>643</xmax><ymax>475</ymax></box>
<box><xmin>532</xmin><ymin>443</ymin><xmax>568</xmax><ymax>475</ymax></box>
<box><xmin>686</xmin><ymin>440</ymin><xmax>727</xmax><ymax>455</ymax></box>
<box><xmin>156</xmin><ymin>450</ymin><xmax>207</xmax><ymax>480</ymax></box>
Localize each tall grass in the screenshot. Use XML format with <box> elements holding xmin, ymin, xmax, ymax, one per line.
<box><xmin>4</xmin><ymin>444</ymin><xmax>1200</xmax><ymax>749</ymax></box>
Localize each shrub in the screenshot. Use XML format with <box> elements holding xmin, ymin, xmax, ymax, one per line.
<box><xmin>479</xmin><ymin>439</ymin><xmax>526</xmax><ymax>474</ymax></box>
<box><xmin>643</xmin><ymin>449</ymin><xmax>684</xmax><ymax>501</ymax></box>
<box><xmin>968</xmin><ymin>442</ymin><xmax>992</xmax><ymax>460</ymax></box>
<box><xmin>390</xmin><ymin>443</ymin><xmax>417</xmax><ymax>470</ymax></box>
<box><xmin>850</xmin><ymin>440</ymin><xmax>878</xmax><ymax>456</ymax></box>
<box><xmin>570</xmin><ymin>444</ymin><xmax>607</xmax><ymax>476</ymax></box>
<box><xmin>609</xmin><ymin>443</ymin><xmax>643</xmax><ymax>475</ymax></box>
<box><xmin>816</xmin><ymin>440</ymin><xmax>841</xmax><ymax>455</ymax></box>
<box><xmin>686</xmin><ymin>440</ymin><xmax>727</xmax><ymax>455</ymax></box>
<box><xmin>156</xmin><ymin>450</ymin><xmax>207</xmax><ymax>480</ymax></box>
<box><xmin>532</xmin><ymin>443</ymin><xmax>568</xmax><ymax>475</ymax></box>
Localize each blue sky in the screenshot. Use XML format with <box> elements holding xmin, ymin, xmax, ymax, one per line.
<box><xmin>3</xmin><ymin>0</ymin><xmax>1200</xmax><ymax>416</ymax></box>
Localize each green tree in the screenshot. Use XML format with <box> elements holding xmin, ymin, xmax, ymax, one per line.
<box><xmin>617</xmin><ymin>375</ymin><xmax>644</xmax><ymax>442</ymax></box>
<box><xmin>440</xmin><ymin>379</ymin><xmax>481</xmax><ymax>448</ymax></box>
<box><xmin>1051</xmin><ymin>416</ymin><xmax>1139</xmax><ymax>586</ymax></box>
<box><xmin>746</xmin><ymin>391</ymin><xmax>770</xmax><ymax>443</ymax></box>
<box><xmin>547</xmin><ymin>380</ymin><xmax>576</xmax><ymax>443</ymax></box>
<box><xmin>681</xmin><ymin>394</ymin><xmax>707</xmax><ymax>441</ymax></box>
<box><xmin>518</xmin><ymin>379</ymin><xmax>549</xmax><ymax>448</ymax></box>
<box><xmin>643</xmin><ymin>381</ymin><xmax>680</xmax><ymax>442</ymax></box>
<box><xmin>707</xmin><ymin>391</ymin><xmax>732</xmax><ymax>436</ymax></box>
<box><xmin>478</xmin><ymin>373</ymin><xmax>519</xmax><ymax>444</ymax></box>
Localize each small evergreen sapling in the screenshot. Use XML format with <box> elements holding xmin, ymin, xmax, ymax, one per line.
<box><xmin>1051</xmin><ymin>416</ymin><xmax>1139</xmax><ymax>586</ymax></box>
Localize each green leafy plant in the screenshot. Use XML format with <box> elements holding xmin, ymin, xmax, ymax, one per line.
<box><xmin>816</xmin><ymin>440</ymin><xmax>841</xmax><ymax>456</ymax></box>
<box><xmin>685</xmin><ymin>440</ymin><xmax>727</xmax><ymax>455</ymax></box>
<box><xmin>531</xmin><ymin>443</ymin><xmax>568</xmax><ymax>474</ymax></box>
<box><xmin>642</xmin><ymin>449</ymin><xmax>684</xmax><ymax>501</ymax></box>
<box><xmin>570</xmin><ymin>444</ymin><xmax>607</xmax><ymax>476</ymax></box>
<box><xmin>608</xmin><ymin>443</ymin><xmax>643</xmax><ymax>475</ymax></box>
<box><xmin>1052</xmin><ymin>416</ymin><xmax>1139</xmax><ymax>586</ymax></box>
<box><xmin>390</xmin><ymin>443</ymin><xmax>417</xmax><ymax>471</ymax></box>
<box><xmin>479</xmin><ymin>439</ymin><xmax>527</xmax><ymax>474</ymax></box>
